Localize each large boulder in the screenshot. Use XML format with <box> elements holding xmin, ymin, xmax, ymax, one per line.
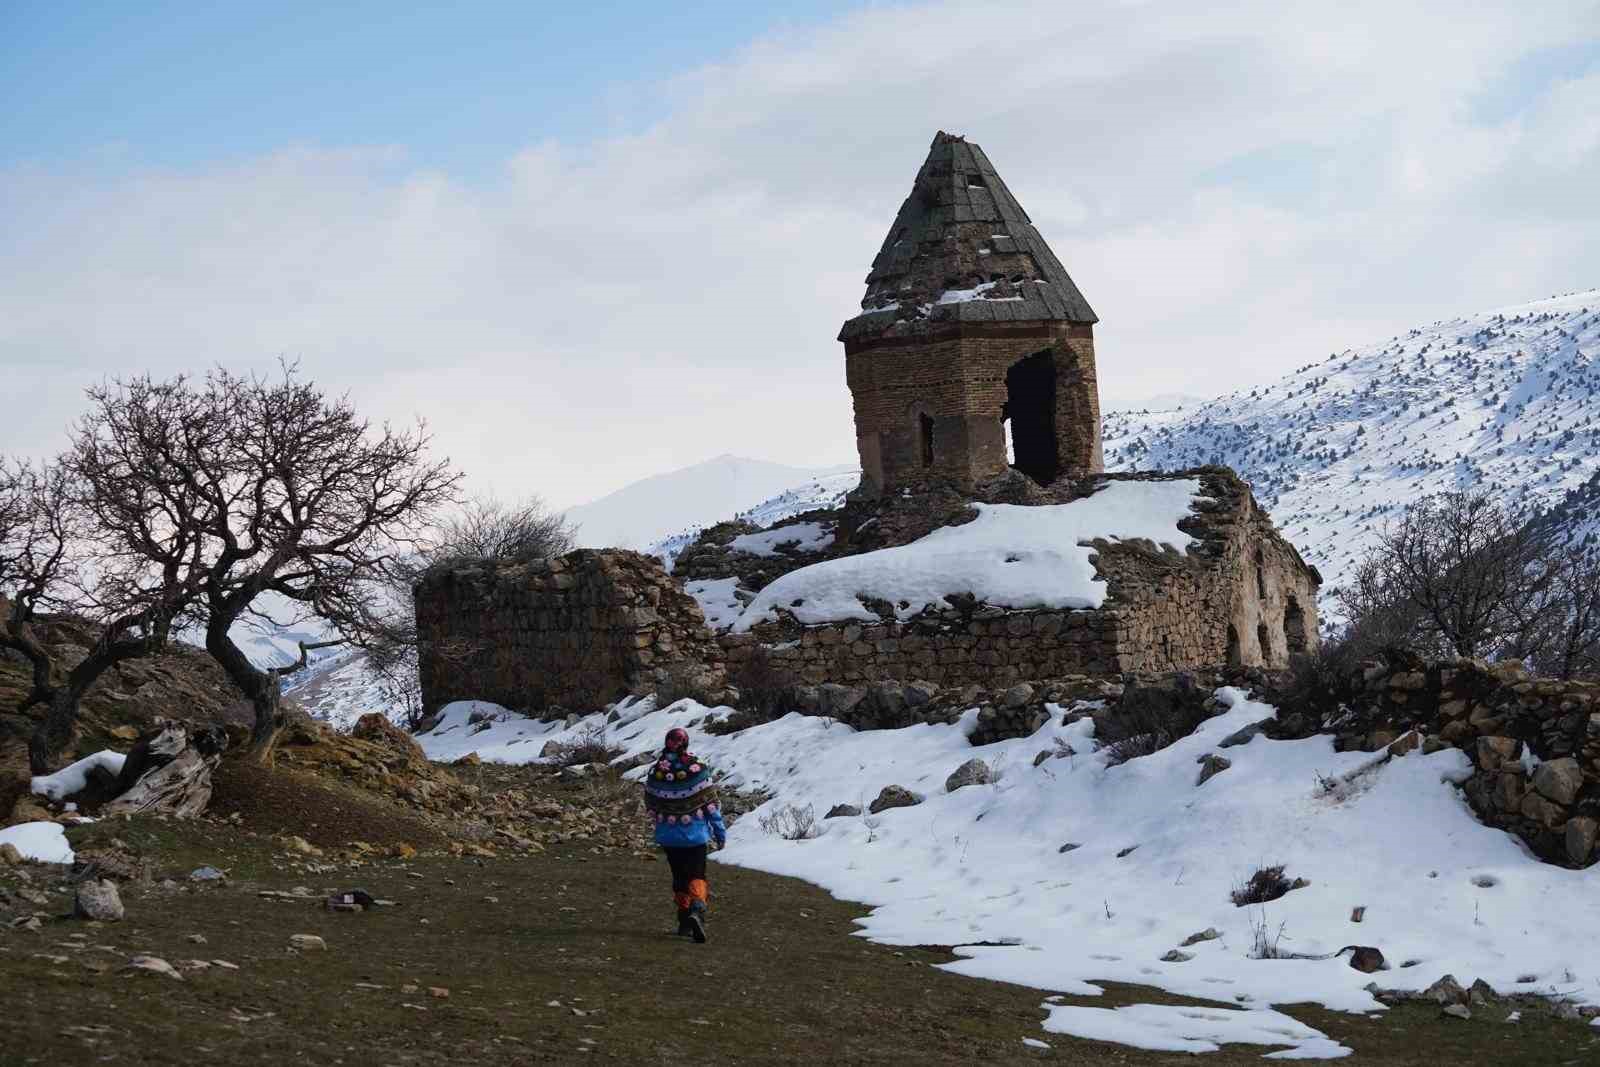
<box><xmin>945</xmin><ymin>758</ymin><xmax>992</xmax><ymax>793</ymax></box>
<box><xmin>351</xmin><ymin>713</ymin><xmax>428</xmax><ymax>764</ymax></box>
<box><xmin>868</xmin><ymin>785</ymin><xmax>922</xmax><ymax>815</ymax></box>
<box><xmin>1532</xmin><ymin>758</ymin><xmax>1583</xmax><ymax>806</ymax></box>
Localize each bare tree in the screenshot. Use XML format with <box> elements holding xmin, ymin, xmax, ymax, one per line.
<box><xmin>1506</xmin><ymin>544</ymin><xmax>1600</xmax><ymax>679</ymax></box>
<box><xmin>1365</xmin><ymin>492</ymin><xmax>1551</xmax><ymax>658</ymax></box>
<box><xmin>70</xmin><ymin>365</ymin><xmax>459</xmax><ymax>764</ymax></box>
<box><xmin>2</xmin><ymin>456</ymin><xmax>199</xmax><ymax>773</ymax></box>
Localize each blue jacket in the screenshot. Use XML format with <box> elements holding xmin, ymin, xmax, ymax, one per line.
<box><xmin>654</xmin><ymin>804</ymin><xmax>727</xmax><ymax>848</ymax></box>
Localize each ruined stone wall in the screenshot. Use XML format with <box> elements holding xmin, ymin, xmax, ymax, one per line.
<box><xmin>414</xmin><ymin>550</ymin><xmax>725</xmax><ymax>716</ymax></box>
<box><xmin>671</xmin><ymin>512</ymin><xmax>846</xmax><ymax>590</ymax></box>
<box><xmin>720</xmin><ymin>470</ymin><xmax>1319</xmax><ymax>687</ymax></box>
<box><xmin>1331</xmin><ymin>657</ymin><xmax>1600</xmax><ymax>868</ymax></box>
<box><xmin>845</xmin><ymin>322</ymin><xmax>1100</xmax><ymax>496</ymax></box>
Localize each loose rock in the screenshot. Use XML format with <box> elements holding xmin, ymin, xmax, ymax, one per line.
<box><xmin>867</xmin><ymin>786</ymin><xmax>921</xmax><ymax>814</ymax></box>
<box><xmin>1195</xmin><ymin>754</ymin><xmax>1231</xmax><ymax>786</ymax></box>
<box><xmin>126</xmin><ymin>955</ymin><xmax>184</xmax><ymax>980</ymax></box>
<box><xmin>74</xmin><ymin>880</ymin><xmax>124</xmax><ymax>922</ymax></box>
<box><xmin>288</xmin><ymin>934</ymin><xmax>328</xmax><ymax>952</ymax></box>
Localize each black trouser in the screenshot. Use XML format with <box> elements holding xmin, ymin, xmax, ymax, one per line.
<box><xmin>664</xmin><ymin>845</ymin><xmax>709</xmax><ymax>910</ymax></box>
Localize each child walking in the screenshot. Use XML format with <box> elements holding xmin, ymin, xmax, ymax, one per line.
<box><xmin>641</xmin><ymin>727</ymin><xmax>726</xmax><ymax>943</ymax></box>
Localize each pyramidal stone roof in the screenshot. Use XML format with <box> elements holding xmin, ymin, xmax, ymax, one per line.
<box><xmin>839</xmin><ymin>131</ymin><xmax>1097</xmax><ymax>343</ymax></box>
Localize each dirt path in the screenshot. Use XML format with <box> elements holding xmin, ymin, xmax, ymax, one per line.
<box><xmin>3</xmin><ymin>818</ymin><xmax>1596</xmax><ymax>1064</ymax></box>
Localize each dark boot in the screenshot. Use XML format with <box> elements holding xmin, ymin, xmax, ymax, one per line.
<box><xmin>687</xmin><ymin>904</ymin><xmax>708</xmax><ymax>944</ymax></box>
<box><xmin>676</xmin><ymin>908</ymin><xmax>693</xmax><ymax>937</ymax></box>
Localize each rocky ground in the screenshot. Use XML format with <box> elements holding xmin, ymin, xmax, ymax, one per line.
<box><xmin>4</xmin><ymin>766</ymin><xmax>1599</xmax><ymax>1065</ymax></box>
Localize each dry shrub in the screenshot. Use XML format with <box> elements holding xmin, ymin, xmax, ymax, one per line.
<box><xmin>1231</xmin><ymin>864</ymin><xmax>1293</xmax><ymax>907</ymax></box>
<box><xmin>1096</xmin><ymin>680</ymin><xmax>1208</xmax><ymax>767</ymax></box>
<box><xmin>1247</xmin><ymin>910</ymin><xmax>1291</xmax><ymax>959</ymax></box>
<box><xmin>543</xmin><ymin>723</ymin><xmax>623</xmax><ymax>768</ymax></box>
<box><xmin>757</xmin><ymin>803</ymin><xmax>819</xmax><ymax>841</ymax></box>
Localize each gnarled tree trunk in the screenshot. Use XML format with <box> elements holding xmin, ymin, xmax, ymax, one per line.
<box><xmin>26</xmin><ymin>617</ymin><xmax>156</xmax><ymax>775</ymax></box>
<box><xmin>102</xmin><ymin>721</ymin><xmax>228</xmax><ymax>817</ymax></box>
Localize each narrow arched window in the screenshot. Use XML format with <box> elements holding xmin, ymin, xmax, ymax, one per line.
<box><xmin>919</xmin><ymin>413</ymin><xmax>935</xmax><ymax>467</ymax></box>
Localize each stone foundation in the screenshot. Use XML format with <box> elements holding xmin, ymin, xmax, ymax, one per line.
<box><xmin>414</xmin><ymin>550</ymin><xmax>725</xmax><ymax>715</ymax></box>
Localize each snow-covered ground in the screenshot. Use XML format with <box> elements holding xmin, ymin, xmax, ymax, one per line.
<box><xmin>417</xmin><ymin>691</ymin><xmax>1600</xmax><ymax>1057</ymax></box>
<box><xmin>732</xmin><ymin>479</ymin><xmax>1200</xmax><ymax>631</ymax></box>
<box><xmin>0</xmin><ymin>820</ymin><xmax>75</xmax><ymax>864</ymax></box>
<box><xmin>1106</xmin><ymin>289</ymin><xmax>1600</xmax><ymax>599</ymax></box>
<box><xmin>727</xmin><ymin>520</ymin><xmax>835</xmax><ymax>558</ymax></box>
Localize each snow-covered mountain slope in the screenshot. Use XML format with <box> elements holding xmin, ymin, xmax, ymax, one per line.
<box><xmin>279</xmin><ymin>647</ymin><xmax>388</xmax><ymax>731</ymax></box>
<box><xmin>650</xmin><ymin>467</ymin><xmax>858</xmax><ymax>566</ymax></box>
<box><xmin>418</xmin><ymin>691</ymin><xmax>1600</xmax><ymax>1055</ymax></box>
<box><xmin>562</xmin><ymin>454</ymin><xmax>857</xmax><ymax>552</ymax></box>
<box><xmin>1104</xmin><ymin>289</ymin><xmax>1600</xmax><ymax>596</ymax></box>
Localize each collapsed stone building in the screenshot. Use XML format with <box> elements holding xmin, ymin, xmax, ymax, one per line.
<box><xmin>415</xmin><ymin>132</ymin><xmax>1321</xmax><ymax>718</ymax></box>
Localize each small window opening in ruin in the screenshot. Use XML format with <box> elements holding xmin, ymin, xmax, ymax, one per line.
<box><xmin>919</xmin><ymin>412</ymin><xmax>935</xmax><ymax>468</ymax></box>
<box><xmin>1257</xmin><ymin>622</ymin><xmax>1272</xmax><ymax>663</ymax></box>
<box><xmin>1004</xmin><ymin>350</ymin><xmax>1059</xmax><ymax>486</ymax></box>
<box><xmin>1226</xmin><ymin>624</ymin><xmax>1242</xmax><ymax>667</ymax></box>
<box><xmin>967</xmin><ymin>173</ymin><xmax>986</xmax><ymax>188</ymax></box>
<box><xmin>1284</xmin><ymin>597</ymin><xmax>1308</xmax><ymax>655</ymax></box>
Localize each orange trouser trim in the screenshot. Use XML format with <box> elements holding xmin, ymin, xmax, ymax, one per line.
<box><xmin>673</xmin><ymin>879</ymin><xmax>711</xmax><ymax>911</ymax></box>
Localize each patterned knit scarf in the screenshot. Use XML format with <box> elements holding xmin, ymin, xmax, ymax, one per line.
<box><xmin>642</xmin><ymin>749</ymin><xmax>722</xmax><ymax>824</ymax></box>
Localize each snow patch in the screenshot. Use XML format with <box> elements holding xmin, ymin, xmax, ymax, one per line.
<box><xmin>733</xmin><ymin>479</ymin><xmax>1200</xmax><ymax>631</ymax></box>
<box><xmin>728</xmin><ymin>521</ymin><xmax>835</xmax><ymax>558</ymax></box>
<box><xmin>0</xmin><ymin>821</ymin><xmax>75</xmax><ymax>864</ymax></box>
<box><xmin>685</xmin><ymin>577</ymin><xmax>745</xmax><ymax>632</ymax></box>
<box><xmin>31</xmin><ymin>750</ymin><xmax>127</xmax><ymax>801</ymax></box>
<box><xmin>1041</xmin><ymin>1002</ymin><xmax>1350</xmax><ymax>1058</ymax></box>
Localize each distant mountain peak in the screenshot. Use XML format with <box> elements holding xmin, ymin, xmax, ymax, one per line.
<box><xmin>562</xmin><ymin>454</ymin><xmax>857</xmax><ymax>552</ymax></box>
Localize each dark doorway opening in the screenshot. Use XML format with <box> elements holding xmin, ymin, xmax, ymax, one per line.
<box><xmin>1226</xmin><ymin>624</ymin><xmax>1241</xmax><ymax>667</ymax></box>
<box><xmin>919</xmin><ymin>412</ymin><xmax>935</xmax><ymax>468</ymax></box>
<box><xmin>1284</xmin><ymin>597</ymin><xmax>1308</xmax><ymax>655</ymax></box>
<box><xmin>1257</xmin><ymin>622</ymin><xmax>1272</xmax><ymax>663</ymax></box>
<box><xmin>1003</xmin><ymin>351</ymin><xmax>1058</xmax><ymax>486</ymax></box>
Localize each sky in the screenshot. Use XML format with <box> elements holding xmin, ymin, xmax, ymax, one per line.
<box><xmin>3</xmin><ymin>0</ymin><xmax>1599</xmax><ymax>509</ymax></box>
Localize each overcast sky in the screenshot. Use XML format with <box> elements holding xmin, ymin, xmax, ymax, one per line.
<box><xmin>3</xmin><ymin>1</ymin><xmax>1598</xmax><ymax>509</ymax></box>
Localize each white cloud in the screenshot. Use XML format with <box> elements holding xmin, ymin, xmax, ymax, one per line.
<box><xmin>2</xmin><ymin>0</ymin><xmax>1597</xmax><ymax>507</ymax></box>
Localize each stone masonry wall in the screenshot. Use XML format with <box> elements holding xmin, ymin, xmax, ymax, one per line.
<box><xmin>1324</xmin><ymin>655</ymin><xmax>1600</xmax><ymax>868</ymax></box>
<box><xmin>414</xmin><ymin>550</ymin><xmax>725</xmax><ymax>716</ymax></box>
<box><xmin>845</xmin><ymin>322</ymin><xmax>1100</xmax><ymax>496</ymax></box>
<box><xmin>720</xmin><ymin>470</ymin><xmax>1319</xmax><ymax>687</ymax></box>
